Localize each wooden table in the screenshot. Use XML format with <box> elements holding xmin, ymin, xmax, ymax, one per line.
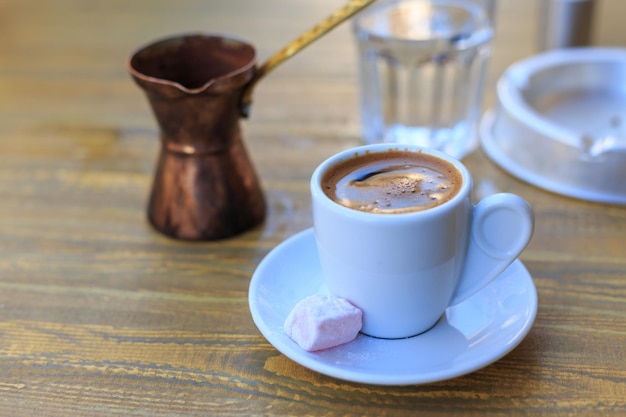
<box><xmin>1</xmin><ymin>0</ymin><xmax>625</xmax><ymax>415</ymax></box>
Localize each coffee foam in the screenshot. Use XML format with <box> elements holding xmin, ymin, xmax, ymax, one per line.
<box><xmin>322</xmin><ymin>150</ymin><xmax>461</xmax><ymax>214</ymax></box>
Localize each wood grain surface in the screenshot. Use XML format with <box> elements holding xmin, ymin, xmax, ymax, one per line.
<box><xmin>1</xmin><ymin>0</ymin><xmax>625</xmax><ymax>415</ymax></box>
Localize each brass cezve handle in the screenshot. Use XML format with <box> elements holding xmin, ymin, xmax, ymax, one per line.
<box><xmin>239</xmin><ymin>0</ymin><xmax>376</xmax><ymax>117</ymax></box>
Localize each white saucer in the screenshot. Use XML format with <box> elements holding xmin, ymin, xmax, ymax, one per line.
<box><xmin>248</xmin><ymin>228</ymin><xmax>538</xmax><ymax>386</ymax></box>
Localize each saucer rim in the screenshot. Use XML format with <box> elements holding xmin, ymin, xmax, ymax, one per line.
<box><xmin>248</xmin><ymin>228</ymin><xmax>538</xmax><ymax>386</ymax></box>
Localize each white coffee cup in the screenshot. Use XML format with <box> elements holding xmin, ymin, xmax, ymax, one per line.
<box><xmin>310</xmin><ymin>144</ymin><xmax>534</xmax><ymax>339</ymax></box>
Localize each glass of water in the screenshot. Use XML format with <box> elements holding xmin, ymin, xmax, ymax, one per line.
<box><xmin>353</xmin><ymin>0</ymin><xmax>495</xmax><ymax>159</ymax></box>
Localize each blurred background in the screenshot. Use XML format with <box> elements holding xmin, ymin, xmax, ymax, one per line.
<box><xmin>2</xmin><ymin>0</ymin><xmax>625</xmax><ymax>143</ymax></box>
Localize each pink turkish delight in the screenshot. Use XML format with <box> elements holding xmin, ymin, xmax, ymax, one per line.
<box><xmin>284</xmin><ymin>294</ymin><xmax>362</xmax><ymax>351</ymax></box>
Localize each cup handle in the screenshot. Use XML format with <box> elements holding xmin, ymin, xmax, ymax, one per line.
<box><xmin>449</xmin><ymin>193</ymin><xmax>534</xmax><ymax>306</ymax></box>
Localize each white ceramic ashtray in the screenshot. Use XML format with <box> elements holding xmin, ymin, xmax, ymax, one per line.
<box><xmin>481</xmin><ymin>47</ymin><xmax>626</xmax><ymax>205</ymax></box>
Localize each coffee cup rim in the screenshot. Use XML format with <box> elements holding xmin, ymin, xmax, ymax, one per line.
<box><xmin>311</xmin><ymin>144</ymin><xmax>472</xmax><ymax>219</ymax></box>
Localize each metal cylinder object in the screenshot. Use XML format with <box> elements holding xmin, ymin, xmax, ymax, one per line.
<box><xmin>538</xmin><ymin>0</ymin><xmax>595</xmax><ymax>50</ymax></box>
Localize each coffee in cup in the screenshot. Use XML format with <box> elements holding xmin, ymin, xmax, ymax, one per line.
<box><xmin>321</xmin><ymin>149</ymin><xmax>462</xmax><ymax>214</ymax></box>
